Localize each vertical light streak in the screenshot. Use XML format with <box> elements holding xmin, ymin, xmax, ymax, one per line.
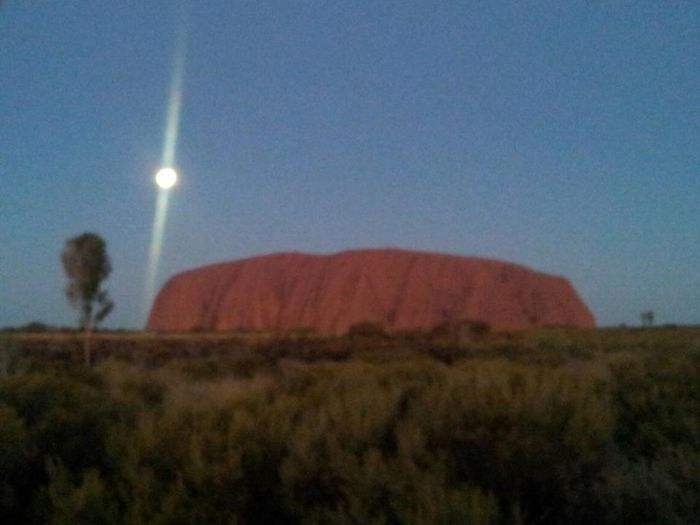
<box><xmin>143</xmin><ymin>21</ymin><xmax>188</xmax><ymax>323</ymax></box>
<box><xmin>143</xmin><ymin>190</ymin><xmax>171</xmax><ymax>317</ymax></box>
<box><xmin>161</xmin><ymin>31</ymin><xmax>186</xmax><ymax>168</ymax></box>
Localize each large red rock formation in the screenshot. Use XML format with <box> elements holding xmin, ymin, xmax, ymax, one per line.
<box><xmin>146</xmin><ymin>249</ymin><xmax>594</xmax><ymax>333</ymax></box>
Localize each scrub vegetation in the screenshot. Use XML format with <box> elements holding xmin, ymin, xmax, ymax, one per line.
<box><xmin>0</xmin><ymin>326</ymin><xmax>698</xmax><ymax>524</ymax></box>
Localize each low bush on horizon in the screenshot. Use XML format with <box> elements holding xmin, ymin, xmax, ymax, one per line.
<box><xmin>0</xmin><ymin>328</ymin><xmax>698</xmax><ymax>524</ymax></box>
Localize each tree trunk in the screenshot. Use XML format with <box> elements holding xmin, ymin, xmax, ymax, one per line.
<box><xmin>84</xmin><ymin>322</ymin><xmax>93</xmax><ymax>366</ymax></box>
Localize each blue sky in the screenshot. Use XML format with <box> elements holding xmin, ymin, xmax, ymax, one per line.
<box><xmin>1</xmin><ymin>1</ymin><xmax>698</xmax><ymax>328</ymax></box>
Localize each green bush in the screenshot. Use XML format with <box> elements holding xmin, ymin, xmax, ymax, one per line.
<box><xmin>0</xmin><ymin>337</ymin><xmax>27</xmax><ymax>377</ymax></box>
<box><xmin>0</xmin><ymin>327</ymin><xmax>698</xmax><ymax>524</ymax></box>
<box><xmin>0</xmin><ymin>403</ymin><xmax>32</xmax><ymax>520</ymax></box>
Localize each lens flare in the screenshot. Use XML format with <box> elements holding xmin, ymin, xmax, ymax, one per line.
<box><xmin>143</xmin><ymin>190</ymin><xmax>171</xmax><ymax>316</ymax></box>
<box><xmin>160</xmin><ymin>31</ymin><xmax>186</xmax><ymax>168</ymax></box>
<box><xmin>143</xmin><ymin>19</ymin><xmax>189</xmax><ymax>322</ymax></box>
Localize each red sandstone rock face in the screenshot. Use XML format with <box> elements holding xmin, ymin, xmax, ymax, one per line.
<box><xmin>146</xmin><ymin>249</ymin><xmax>595</xmax><ymax>333</ymax></box>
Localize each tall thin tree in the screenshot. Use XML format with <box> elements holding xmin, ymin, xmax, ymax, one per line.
<box><xmin>61</xmin><ymin>232</ymin><xmax>114</xmax><ymax>365</ymax></box>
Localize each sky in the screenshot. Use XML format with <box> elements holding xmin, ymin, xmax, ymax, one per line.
<box><xmin>1</xmin><ymin>1</ymin><xmax>699</xmax><ymax>329</ymax></box>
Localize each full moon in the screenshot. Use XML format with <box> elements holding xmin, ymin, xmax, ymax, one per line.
<box><xmin>155</xmin><ymin>167</ymin><xmax>178</xmax><ymax>189</ymax></box>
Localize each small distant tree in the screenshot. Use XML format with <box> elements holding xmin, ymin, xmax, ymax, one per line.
<box><xmin>640</xmin><ymin>310</ymin><xmax>654</xmax><ymax>327</ymax></box>
<box><xmin>61</xmin><ymin>233</ymin><xmax>114</xmax><ymax>365</ymax></box>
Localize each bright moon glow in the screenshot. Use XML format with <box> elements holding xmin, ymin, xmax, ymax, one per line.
<box><xmin>155</xmin><ymin>167</ymin><xmax>178</xmax><ymax>189</ymax></box>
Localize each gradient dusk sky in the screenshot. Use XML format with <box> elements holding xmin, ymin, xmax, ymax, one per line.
<box><xmin>1</xmin><ymin>1</ymin><xmax>699</xmax><ymax>329</ymax></box>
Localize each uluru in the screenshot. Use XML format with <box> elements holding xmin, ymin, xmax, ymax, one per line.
<box><xmin>146</xmin><ymin>248</ymin><xmax>594</xmax><ymax>333</ymax></box>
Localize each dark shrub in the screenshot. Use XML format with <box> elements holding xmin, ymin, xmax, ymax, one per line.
<box><xmin>347</xmin><ymin>321</ymin><xmax>388</xmax><ymax>339</ymax></box>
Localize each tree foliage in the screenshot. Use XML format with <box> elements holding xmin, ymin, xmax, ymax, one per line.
<box><xmin>640</xmin><ymin>310</ymin><xmax>654</xmax><ymax>327</ymax></box>
<box><xmin>61</xmin><ymin>233</ymin><xmax>113</xmax><ymax>331</ymax></box>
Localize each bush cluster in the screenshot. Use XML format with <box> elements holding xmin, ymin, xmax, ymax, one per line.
<box><xmin>0</xmin><ymin>328</ymin><xmax>698</xmax><ymax>524</ymax></box>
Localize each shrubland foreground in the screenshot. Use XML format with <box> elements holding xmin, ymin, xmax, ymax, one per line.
<box><xmin>0</xmin><ymin>326</ymin><xmax>698</xmax><ymax>524</ymax></box>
